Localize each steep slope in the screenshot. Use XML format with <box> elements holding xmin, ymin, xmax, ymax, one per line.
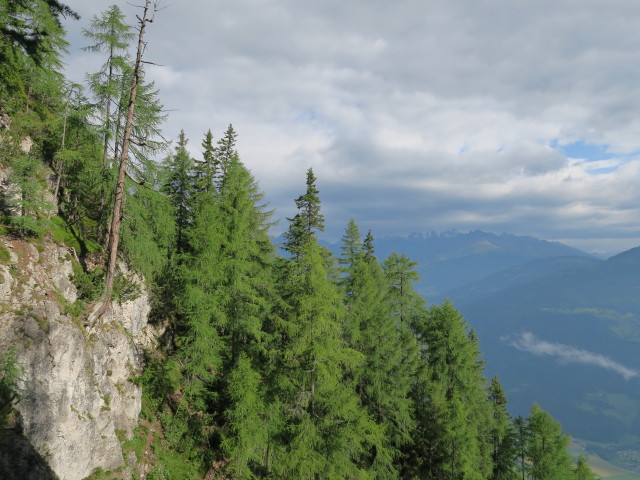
<box><xmin>446</xmin><ymin>255</ymin><xmax>602</xmax><ymax>306</ymax></box>
<box><xmin>0</xmin><ymin>237</ymin><xmax>157</xmax><ymax>480</ymax></box>
<box><xmin>460</xmin><ymin>247</ymin><xmax>640</xmax><ymax>452</ymax></box>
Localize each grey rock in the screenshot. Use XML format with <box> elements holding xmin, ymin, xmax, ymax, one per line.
<box><xmin>0</xmin><ymin>239</ymin><xmax>155</xmax><ymax>480</ymax></box>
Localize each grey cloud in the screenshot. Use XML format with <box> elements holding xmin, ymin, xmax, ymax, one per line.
<box><xmin>61</xmin><ymin>1</ymin><xmax>640</xmax><ymax>255</ymax></box>
<box><xmin>504</xmin><ymin>332</ymin><xmax>639</xmax><ymax>380</ymax></box>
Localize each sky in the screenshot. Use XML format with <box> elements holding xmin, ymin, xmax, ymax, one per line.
<box><xmin>59</xmin><ymin>0</ymin><xmax>640</xmax><ymax>256</ymax></box>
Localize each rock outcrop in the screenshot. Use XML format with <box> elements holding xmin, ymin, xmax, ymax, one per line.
<box><xmin>0</xmin><ymin>238</ymin><xmax>156</xmax><ymax>480</ymax></box>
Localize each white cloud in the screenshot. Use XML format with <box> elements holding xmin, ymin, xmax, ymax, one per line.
<box><xmin>505</xmin><ymin>332</ymin><xmax>639</xmax><ymax>380</ymax></box>
<box><xmin>60</xmin><ymin>0</ymin><xmax>640</xmax><ymax>254</ymax></box>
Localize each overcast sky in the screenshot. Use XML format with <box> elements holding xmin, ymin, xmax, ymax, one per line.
<box><xmin>61</xmin><ymin>0</ymin><xmax>640</xmax><ymax>255</ymax></box>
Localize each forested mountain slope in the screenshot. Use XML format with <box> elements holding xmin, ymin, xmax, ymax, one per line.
<box><xmin>460</xmin><ymin>247</ymin><xmax>640</xmax><ymax>459</ymax></box>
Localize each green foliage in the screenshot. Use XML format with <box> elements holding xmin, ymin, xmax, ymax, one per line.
<box><xmin>408</xmin><ymin>300</ymin><xmax>492</xmax><ymax>479</ymax></box>
<box><xmin>488</xmin><ymin>376</ymin><xmax>518</xmax><ymax>480</ymax></box>
<box><xmin>526</xmin><ymin>404</ymin><xmax>573</xmax><ymax>480</ymax></box>
<box><xmin>0</xmin><ymin>5</ymin><xmax>584</xmax><ymax>475</ymax></box>
<box><xmin>50</xmin><ymin>215</ymin><xmax>101</xmax><ymax>255</ymax></box>
<box><xmin>0</xmin><ymin>244</ymin><xmax>10</xmax><ymax>263</ymax></box>
<box><xmin>121</xmin><ymin>168</ymin><xmax>176</xmax><ymax>283</ymax></box>
<box><xmin>0</xmin><ymin>348</ymin><xmax>22</xmax><ymax>426</ymax></box>
<box><xmin>282</xmin><ymin>167</ymin><xmax>324</xmax><ymax>258</ymax></box>
<box><xmin>574</xmin><ymin>455</ymin><xmax>597</xmax><ymax>480</ymax></box>
<box><xmin>383</xmin><ymin>252</ymin><xmax>423</xmax><ymax>324</ymax></box>
<box><xmin>162</xmin><ymin>130</ymin><xmax>195</xmax><ymax>254</ymax></box>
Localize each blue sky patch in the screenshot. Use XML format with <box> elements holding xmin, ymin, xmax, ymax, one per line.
<box><xmin>557</xmin><ymin>141</ymin><xmax>611</xmax><ymax>161</ymax></box>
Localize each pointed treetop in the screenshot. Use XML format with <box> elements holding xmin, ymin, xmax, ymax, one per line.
<box><xmin>283</xmin><ymin>168</ymin><xmax>324</xmax><ymax>256</ymax></box>
<box><xmin>363</xmin><ymin>229</ymin><xmax>376</xmax><ymax>262</ymax></box>
<box><xmin>217</xmin><ymin>124</ymin><xmax>238</xmax><ymax>165</ymax></box>
<box><xmin>82</xmin><ymin>5</ymin><xmax>133</xmax><ymax>53</ymax></box>
<box><xmin>339</xmin><ymin>218</ymin><xmax>363</xmax><ymax>268</ymax></box>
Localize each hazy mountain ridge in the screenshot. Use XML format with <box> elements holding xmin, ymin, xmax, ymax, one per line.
<box><xmin>316</xmin><ymin>229</ymin><xmax>595</xmax><ymax>301</ymax></box>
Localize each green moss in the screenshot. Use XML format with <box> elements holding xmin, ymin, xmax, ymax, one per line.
<box><xmin>0</xmin><ymin>245</ymin><xmax>10</xmax><ymax>263</ymax></box>
<box><xmin>30</xmin><ymin>313</ymin><xmax>49</xmax><ymax>333</ymax></box>
<box><xmin>49</xmin><ymin>215</ymin><xmax>102</xmax><ymax>256</ymax></box>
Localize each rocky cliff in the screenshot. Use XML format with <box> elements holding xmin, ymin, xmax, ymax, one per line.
<box><xmin>0</xmin><ymin>237</ymin><xmax>157</xmax><ymax>480</ymax></box>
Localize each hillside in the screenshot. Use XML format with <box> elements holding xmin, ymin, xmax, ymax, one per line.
<box><xmin>459</xmin><ymin>247</ymin><xmax>640</xmax><ymax>457</ymax></box>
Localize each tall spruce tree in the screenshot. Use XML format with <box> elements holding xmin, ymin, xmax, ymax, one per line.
<box><xmin>193</xmin><ymin>129</ymin><xmax>219</xmax><ymax>194</ymax></box>
<box><xmin>513</xmin><ymin>416</ymin><xmax>529</xmax><ymax>480</ymax></box>
<box><xmin>216</xmin><ymin>123</ymin><xmax>238</xmax><ymax>188</ymax></box>
<box><xmin>283</xmin><ymin>168</ymin><xmax>324</xmax><ymax>259</ymax></box>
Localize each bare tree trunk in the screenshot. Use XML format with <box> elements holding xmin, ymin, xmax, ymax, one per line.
<box><xmin>94</xmin><ymin>0</ymin><xmax>155</xmax><ymax>320</ymax></box>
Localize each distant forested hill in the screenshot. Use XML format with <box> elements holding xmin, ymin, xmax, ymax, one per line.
<box><xmin>458</xmin><ymin>246</ymin><xmax>640</xmax><ymax>457</ymax></box>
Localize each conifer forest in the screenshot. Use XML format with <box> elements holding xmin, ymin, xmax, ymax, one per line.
<box><xmin>0</xmin><ymin>1</ymin><xmax>602</xmax><ymax>479</ymax></box>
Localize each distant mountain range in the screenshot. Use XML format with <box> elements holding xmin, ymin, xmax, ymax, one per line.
<box><xmin>318</xmin><ymin>229</ymin><xmax>595</xmax><ymax>302</ymax></box>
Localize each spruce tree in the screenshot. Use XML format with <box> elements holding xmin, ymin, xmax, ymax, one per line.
<box><xmin>513</xmin><ymin>416</ymin><xmax>529</xmax><ymax>480</ymax></box>
<box><xmin>216</xmin><ymin>123</ymin><xmax>238</xmax><ymax>187</ymax></box>
<box><xmin>283</xmin><ymin>168</ymin><xmax>324</xmax><ymax>259</ymax></box>
<box><xmin>193</xmin><ymin>129</ymin><xmax>219</xmax><ymax>194</ymax></box>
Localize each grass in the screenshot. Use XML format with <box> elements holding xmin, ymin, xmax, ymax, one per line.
<box><xmin>0</xmin><ymin>244</ymin><xmax>10</xmax><ymax>263</ymax></box>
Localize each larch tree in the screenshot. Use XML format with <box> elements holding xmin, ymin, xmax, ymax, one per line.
<box><xmin>573</xmin><ymin>455</ymin><xmax>597</xmax><ymax>480</ymax></box>
<box><xmin>526</xmin><ymin>404</ymin><xmax>573</xmax><ymax>480</ymax></box>
<box><xmin>383</xmin><ymin>252</ymin><xmax>423</xmax><ymax>324</ymax></box>
<box><xmin>177</xmin><ymin>150</ymin><xmax>277</xmax><ymax>475</ymax></box>
<box><xmin>82</xmin><ymin>4</ymin><xmax>133</xmax><ymax>170</ymax></box>
<box><xmin>272</xmin><ymin>170</ymin><xmax>382</xmax><ymax>479</ymax></box>
<box><xmin>408</xmin><ymin>300</ymin><xmax>492</xmax><ymax>480</ymax></box>
<box><xmin>97</xmin><ymin>0</ymin><xmax>156</xmax><ymax>319</ymax></box>
<box><xmin>488</xmin><ymin>376</ymin><xmax>518</xmax><ymax>480</ymax></box>
<box><xmin>339</xmin><ymin>221</ymin><xmax>418</xmax><ymax>479</ymax></box>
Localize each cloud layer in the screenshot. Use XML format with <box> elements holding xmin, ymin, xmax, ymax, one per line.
<box><xmin>61</xmin><ymin>1</ymin><xmax>640</xmax><ymax>254</ymax></box>
<box><xmin>505</xmin><ymin>332</ymin><xmax>639</xmax><ymax>380</ymax></box>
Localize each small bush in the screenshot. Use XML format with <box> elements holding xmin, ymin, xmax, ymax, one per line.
<box><xmin>71</xmin><ymin>266</ymin><xmax>104</xmax><ymax>302</ymax></box>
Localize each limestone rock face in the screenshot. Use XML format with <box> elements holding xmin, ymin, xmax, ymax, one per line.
<box><xmin>0</xmin><ymin>238</ymin><xmax>156</xmax><ymax>480</ymax></box>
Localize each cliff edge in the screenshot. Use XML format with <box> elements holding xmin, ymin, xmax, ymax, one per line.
<box><xmin>0</xmin><ymin>237</ymin><xmax>156</xmax><ymax>480</ymax></box>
